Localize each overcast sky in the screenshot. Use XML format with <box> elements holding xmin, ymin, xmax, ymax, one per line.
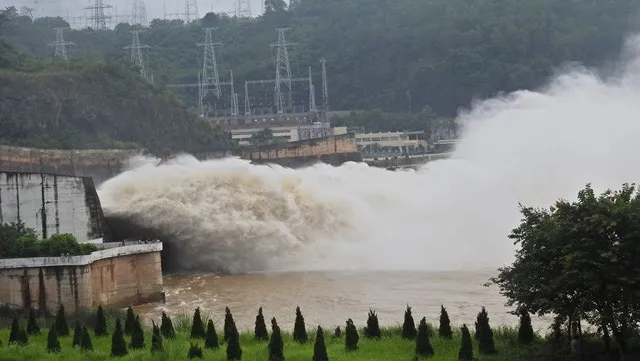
<box><xmin>1</xmin><ymin>0</ymin><xmax>270</xmax><ymax>23</ymax></box>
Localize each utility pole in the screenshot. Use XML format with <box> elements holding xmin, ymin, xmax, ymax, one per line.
<box><xmin>236</xmin><ymin>0</ymin><xmax>251</xmax><ymax>18</ymax></box>
<box><xmin>320</xmin><ymin>58</ymin><xmax>329</xmax><ymax>121</ymax></box>
<box><xmin>230</xmin><ymin>70</ymin><xmax>239</xmax><ymax>119</ymax></box>
<box><xmin>130</xmin><ymin>0</ymin><xmax>148</xmax><ymax>25</ymax></box>
<box><xmin>184</xmin><ymin>0</ymin><xmax>199</xmax><ymax>23</ymax></box>
<box><xmin>308</xmin><ymin>66</ymin><xmax>317</xmax><ymax>116</ymax></box>
<box><xmin>48</xmin><ymin>27</ymin><xmax>74</xmax><ymax>60</ymax></box>
<box><xmin>124</xmin><ymin>30</ymin><xmax>150</xmax><ymax>80</ymax></box>
<box><xmin>197</xmin><ymin>27</ymin><xmax>222</xmax><ymax>116</ymax></box>
<box><xmin>271</xmin><ymin>28</ymin><xmax>294</xmax><ymax>116</ymax></box>
<box><xmin>85</xmin><ymin>0</ymin><xmax>112</xmax><ymax>30</ymax></box>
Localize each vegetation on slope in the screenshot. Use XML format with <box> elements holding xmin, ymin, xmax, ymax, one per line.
<box><xmin>0</xmin><ymin>222</ymin><xmax>97</xmax><ymax>258</ymax></box>
<box><xmin>2</xmin><ymin>0</ymin><xmax>638</xmax><ymax>120</ymax></box>
<box><xmin>0</xmin><ymin>11</ymin><xmax>231</xmax><ymax>155</ymax></box>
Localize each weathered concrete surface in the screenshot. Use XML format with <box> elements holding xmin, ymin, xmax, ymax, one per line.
<box><xmin>0</xmin><ymin>172</ymin><xmax>110</xmax><ymax>241</ymax></box>
<box><xmin>365</xmin><ymin>152</ymin><xmax>453</xmax><ymax>170</ymax></box>
<box><xmin>0</xmin><ymin>244</ymin><xmax>164</xmax><ymax>314</ymax></box>
<box><xmin>0</xmin><ymin>145</ymin><xmax>141</xmax><ymax>185</ymax></box>
<box><xmin>238</xmin><ymin>133</ymin><xmax>363</xmax><ymax>168</ymax></box>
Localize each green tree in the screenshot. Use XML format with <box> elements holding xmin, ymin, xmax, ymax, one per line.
<box><xmin>415</xmin><ymin>317</ymin><xmax>434</xmax><ymax>358</ymax></box>
<box><xmin>268</xmin><ymin>318</ymin><xmax>284</xmax><ymax>361</ymax></box>
<box><xmin>458</xmin><ymin>324</ymin><xmax>474</xmax><ymax>361</ymax></box>
<box><xmin>26</xmin><ymin>307</ymin><xmax>40</xmax><ymax>335</ymax></box>
<box><xmin>111</xmin><ymin>319</ymin><xmax>128</xmax><ymax>357</ymax></box>
<box><xmin>264</xmin><ymin>0</ymin><xmax>287</xmax><ymax>13</ymax></box>
<box><xmin>344</xmin><ymin>318</ymin><xmax>359</xmax><ymax>352</ymax></box>
<box><xmin>402</xmin><ymin>305</ymin><xmax>416</xmax><ymax>340</ymax></box>
<box><xmin>130</xmin><ymin>315</ymin><xmax>145</xmax><ymax>349</ymax></box>
<box><xmin>364</xmin><ymin>309</ymin><xmax>381</xmax><ymax>339</ymax></box>
<box><xmin>438</xmin><ymin>305</ymin><xmax>453</xmax><ymax>339</ymax></box>
<box><xmin>9</xmin><ymin>317</ymin><xmax>28</xmax><ymax>345</ymax></box>
<box><xmin>161</xmin><ymin>312</ymin><xmax>176</xmax><ymax>339</ymax></box>
<box><xmin>518</xmin><ymin>308</ymin><xmax>534</xmax><ymax>345</ymax></box>
<box><xmin>188</xmin><ymin>343</ymin><xmax>203</xmax><ymax>359</ymax></box>
<box><xmin>124</xmin><ymin>306</ymin><xmax>135</xmax><ymax>336</ymax></box>
<box><xmin>151</xmin><ymin>321</ymin><xmax>163</xmax><ymax>353</ymax></box>
<box><xmin>54</xmin><ymin>304</ymin><xmax>69</xmax><ymax>337</ymax></box>
<box><xmin>190</xmin><ymin>307</ymin><xmax>206</xmax><ymax>339</ymax></box>
<box><xmin>476</xmin><ymin>307</ymin><xmax>497</xmax><ymax>355</ymax></box>
<box><xmin>333</xmin><ymin>327</ymin><xmax>341</xmax><ymax>338</ymax></box>
<box><xmin>80</xmin><ymin>326</ymin><xmax>93</xmax><ymax>351</ymax></box>
<box><xmin>255</xmin><ymin>307</ymin><xmax>269</xmax><ymax>341</ymax></box>
<box><xmin>312</xmin><ymin>326</ymin><xmax>329</xmax><ymax>361</ymax></box>
<box><xmin>224</xmin><ymin>307</ymin><xmax>237</xmax><ymax>342</ymax></box>
<box><xmin>205</xmin><ymin>319</ymin><xmax>219</xmax><ymax>349</ymax></box>
<box><xmin>226</xmin><ymin>321</ymin><xmax>242</xmax><ymax>361</ymax></box>
<box><xmin>95</xmin><ymin>305</ymin><xmax>108</xmax><ymax>337</ymax></box>
<box><xmin>72</xmin><ymin>320</ymin><xmax>82</xmax><ymax>347</ymax></box>
<box><xmin>46</xmin><ymin>324</ymin><xmax>61</xmax><ymax>353</ymax></box>
<box><xmin>293</xmin><ymin>306</ymin><xmax>308</xmax><ymax>344</ymax></box>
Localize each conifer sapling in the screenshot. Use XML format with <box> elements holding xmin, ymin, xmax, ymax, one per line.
<box><xmin>364</xmin><ymin>309</ymin><xmax>381</xmax><ymax>339</ymax></box>
<box><xmin>518</xmin><ymin>308</ymin><xmax>534</xmax><ymax>345</ymax></box>
<box><xmin>438</xmin><ymin>305</ymin><xmax>453</xmax><ymax>339</ymax></box>
<box><xmin>224</xmin><ymin>307</ymin><xmax>237</xmax><ymax>342</ymax></box>
<box><xmin>111</xmin><ymin>319</ymin><xmax>128</xmax><ymax>357</ymax></box>
<box><xmin>81</xmin><ymin>326</ymin><xmax>93</xmax><ymax>351</ymax></box>
<box><xmin>313</xmin><ymin>326</ymin><xmax>329</xmax><ymax>361</ymax></box>
<box><xmin>151</xmin><ymin>321</ymin><xmax>163</xmax><ymax>353</ymax></box>
<box><xmin>9</xmin><ymin>317</ymin><xmax>28</xmax><ymax>346</ymax></box>
<box><xmin>415</xmin><ymin>317</ymin><xmax>434</xmax><ymax>358</ymax></box>
<box><xmin>26</xmin><ymin>307</ymin><xmax>40</xmax><ymax>335</ymax></box>
<box><xmin>293</xmin><ymin>306</ymin><xmax>308</xmax><ymax>344</ymax></box>
<box><xmin>95</xmin><ymin>305</ymin><xmax>108</xmax><ymax>337</ymax></box>
<box><xmin>255</xmin><ymin>307</ymin><xmax>269</xmax><ymax>341</ymax></box>
<box><xmin>205</xmin><ymin>319</ymin><xmax>219</xmax><ymax>349</ymax></box>
<box><xmin>124</xmin><ymin>306</ymin><xmax>135</xmax><ymax>336</ymax></box>
<box><xmin>55</xmin><ymin>303</ymin><xmax>69</xmax><ymax>337</ymax></box>
<box><xmin>47</xmin><ymin>324</ymin><xmax>61</xmax><ymax>353</ymax></box>
<box><xmin>226</xmin><ymin>321</ymin><xmax>242</xmax><ymax>361</ymax></box>
<box><xmin>130</xmin><ymin>315</ymin><xmax>145</xmax><ymax>349</ymax></box>
<box><xmin>477</xmin><ymin>307</ymin><xmax>497</xmax><ymax>355</ymax></box>
<box><xmin>345</xmin><ymin>318</ymin><xmax>359</xmax><ymax>352</ymax></box>
<box><xmin>161</xmin><ymin>311</ymin><xmax>176</xmax><ymax>339</ymax></box>
<box><xmin>458</xmin><ymin>324</ymin><xmax>474</xmax><ymax>361</ymax></box>
<box><xmin>72</xmin><ymin>320</ymin><xmax>82</xmax><ymax>347</ymax></box>
<box><xmin>402</xmin><ymin>305</ymin><xmax>417</xmax><ymax>340</ymax></box>
<box><xmin>334</xmin><ymin>326</ymin><xmax>341</xmax><ymax>338</ymax></box>
<box><xmin>188</xmin><ymin>342</ymin><xmax>203</xmax><ymax>359</ymax></box>
<box><xmin>268</xmin><ymin>318</ymin><xmax>284</xmax><ymax>361</ymax></box>
<box><xmin>191</xmin><ymin>307</ymin><xmax>206</xmax><ymax>339</ymax></box>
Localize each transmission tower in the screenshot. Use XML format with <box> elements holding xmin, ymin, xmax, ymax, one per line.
<box><xmin>48</xmin><ymin>27</ymin><xmax>74</xmax><ymax>60</ymax></box>
<box><xmin>230</xmin><ymin>70</ymin><xmax>239</xmax><ymax>118</ymax></box>
<box><xmin>320</xmin><ymin>58</ymin><xmax>329</xmax><ymax>120</ymax></box>
<box><xmin>197</xmin><ymin>28</ymin><xmax>222</xmax><ymax>105</ymax></box>
<box><xmin>235</xmin><ymin>0</ymin><xmax>251</xmax><ymax>18</ymax></box>
<box><xmin>124</xmin><ymin>30</ymin><xmax>150</xmax><ymax>80</ymax></box>
<box><xmin>270</xmin><ymin>28</ymin><xmax>295</xmax><ymax>115</ymax></box>
<box><xmin>184</xmin><ymin>0</ymin><xmax>199</xmax><ymax>23</ymax></box>
<box><xmin>130</xmin><ymin>0</ymin><xmax>148</xmax><ymax>25</ymax></box>
<box><xmin>85</xmin><ymin>0</ymin><xmax>113</xmax><ymax>30</ymax></box>
<box><xmin>308</xmin><ymin>66</ymin><xmax>317</xmax><ymax>115</ymax></box>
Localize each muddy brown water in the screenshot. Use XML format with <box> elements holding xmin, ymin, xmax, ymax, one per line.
<box><xmin>135</xmin><ymin>269</ymin><xmax>552</xmax><ymax>332</ymax></box>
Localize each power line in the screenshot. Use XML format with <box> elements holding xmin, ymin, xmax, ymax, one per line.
<box><xmin>185</xmin><ymin>0</ymin><xmax>199</xmax><ymax>23</ymax></box>
<box><xmin>236</xmin><ymin>0</ymin><xmax>251</xmax><ymax>18</ymax></box>
<box><xmin>130</xmin><ymin>0</ymin><xmax>148</xmax><ymax>26</ymax></box>
<box><xmin>85</xmin><ymin>0</ymin><xmax>113</xmax><ymax>30</ymax></box>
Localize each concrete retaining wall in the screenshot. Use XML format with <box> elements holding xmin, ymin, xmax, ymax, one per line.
<box><xmin>0</xmin><ymin>244</ymin><xmax>164</xmax><ymax>313</ymax></box>
<box><xmin>238</xmin><ymin>134</ymin><xmax>363</xmax><ymax>167</ymax></box>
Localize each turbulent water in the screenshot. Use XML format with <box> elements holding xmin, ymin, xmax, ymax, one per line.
<box><xmin>99</xmin><ymin>35</ymin><xmax>640</xmax><ymax>275</ymax></box>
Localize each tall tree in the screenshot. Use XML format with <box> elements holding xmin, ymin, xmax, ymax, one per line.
<box><xmin>438</xmin><ymin>305</ymin><xmax>453</xmax><ymax>339</ymax></box>
<box><xmin>255</xmin><ymin>307</ymin><xmax>269</xmax><ymax>341</ymax></box>
<box><xmin>205</xmin><ymin>320</ymin><xmax>219</xmax><ymax>349</ymax></box>
<box><xmin>293</xmin><ymin>306</ymin><xmax>308</xmax><ymax>344</ymax></box>
<box><xmin>95</xmin><ymin>305</ymin><xmax>108</xmax><ymax>337</ymax></box>
<box><xmin>364</xmin><ymin>309</ymin><xmax>381</xmax><ymax>339</ymax></box>
<box><xmin>190</xmin><ymin>307</ymin><xmax>206</xmax><ymax>339</ymax></box>
<box><xmin>415</xmin><ymin>317</ymin><xmax>434</xmax><ymax>357</ymax></box>
<box><xmin>111</xmin><ymin>319</ymin><xmax>128</xmax><ymax>357</ymax></box>
<box><xmin>54</xmin><ymin>304</ymin><xmax>69</xmax><ymax>337</ymax></box>
<box><xmin>458</xmin><ymin>324</ymin><xmax>474</xmax><ymax>361</ymax></box>
<box><xmin>268</xmin><ymin>318</ymin><xmax>284</xmax><ymax>361</ymax></box>
<box><xmin>46</xmin><ymin>324</ymin><xmax>61</xmax><ymax>353</ymax></box>
<box><xmin>402</xmin><ymin>305</ymin><xmax>417</xmax><ymax>340</ymax></box>
<box><xmin>518</xmin><ymin>308</ymin><xmax>534</xmax><ymax>345</ymax></box>
<box><xmin>312</xmin><ymin>326</ymin><xmax>329</xmax><ymax>361</ymax></box>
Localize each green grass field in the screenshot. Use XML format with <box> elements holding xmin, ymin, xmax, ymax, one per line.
<box><xmin>0</xmin><ymin>315</ymin><xmax>551</xmax><ymax>361</ymax></box>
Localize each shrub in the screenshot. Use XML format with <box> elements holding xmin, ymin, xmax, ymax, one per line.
<box><xmin>224</xmin><ymin>307</ymin><xmax>237</xmax><ymax>342</ymax></box>
<box><xmin>226</xmin><ymin>321</ymin><xmax>242</xmax><ymax>361</ymax></box>
<box><xmin>26</xmin><ymin>307</ymin><xmax>40</xmax><ymax>335</ymax></box>
<box><xmin>458</xmin><ymin>324</ymin><xmax>474</xmax><ymax>361</ymax></box>
<box><xmin>518</xmin><ymin>308</ymin><xmax>534</xmax><ymax>345</ymax></box>
<box><xmin>188</xmin><ymin>343</ymin><xmax>203</xmax><ymax>359</ymax></box>
<box><xmin>81</xmin><ymin>326</ymin><xmax>93</xmax><ymax>351</ymax></box>
<box><xmin>345</xmin><ymin>318</ymin><xmax>359</xmax><ymax>352</ymax></box>
<box><xmin>130</xmin><ymin>315</ymin><xmax>145</xmax><ymax>349</ymax></box>
<box><xmin>55</xmin><ymin>304</ymin><xmax>69</xmax><ymax>337</ymax></box>
<box><xmin>334</xmin><ymin>326</ymin><xmax>341</xmax><ymax>338</ymax></box>
<box><xmin>476</xmin><ymin>307</ymin><xmax>497</xmax><ymax>355</ymax></box>
<box><xmin>9</xmin><ymin>317</ymin><xmax>28</xmax><ymax>346</ymax></box>
<box><xmin>46</xmin><ymin>324</ymin><xmax>61</xmax><ymax>353</ymax></box>
<box><xmin>293</xmin><ymin>306</ymin><xmax>308</xmax><ymax>344</ymax></box>
<box><xmin>364</xmin><ymin>309</ymin><xmax>381</xmax><ymax>339</ymax></box>
<box><xmin>205</xmin><ymin>319</ymin><xmax>219</xmax><ymax>349</ymax></box>
<box><xmin>95</xmin><ymin>305</ymin><xmax>108</xmax><ymax>337</ymax></box>
<box><xmin>111</xmin><ymin>319</ymin><xmax>128</xmax><ymax>357</ymax></box>
<box><xmin>191</xmin><ymin>307</ymin><xmax>206</xmax><ymax>339</ymax></box>
<box><xmin>313</xmin><ymin>325</ymin><xmax>329</xmax><ymax>361</ymax></box>
<box><xmin>161</xmin><ymin>311</ymin><xmax>176</xmax><ymax>339</ymax></box>
<box><xmin>415</xmin><ymin>317</ymin><xmax>434</xmax><ymax>358</ymax></box>
<box><xmin>124</xmin><ymin>306</ymin><xmax>135</xmax><ymax>336</ymax></box>
<box><xmin>72</xmin><ymin>320</ymin><xmax>82</xmax><ymax>347</ymax></box>
<box><xmin>151</xmin><ymin>321</ymin><xmax>163</xmax><ymax>353</ymax></box>
<box><xmin>402</xmin><ymin>305</ymin><xmax>417</xmax><ymax>340</ymax></box>
<box><xmin>255</xmin><ymin>307</ymin><xmax>269</xmax><ymax>341</ymax></box>
<box><xmin>439</xmin><ymin>305</ymin><xmax>453</xmax><ymax>339</ymax></box>
<box><xmin>268</xmin><ymin>318</ymin><xmax>284</xmax><ymax>361</ymax></box>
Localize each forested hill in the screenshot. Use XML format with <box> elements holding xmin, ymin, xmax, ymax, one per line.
<box><xmin>3</xmin><ymin>0</ymin><xmax>638</xmax><ymax>117</ymax></box>
<box><xmin>0</xmin><ymin>12</ymin><xmax>230</xmax><ymax>155</ymax></box>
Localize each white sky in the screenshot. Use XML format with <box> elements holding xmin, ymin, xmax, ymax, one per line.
<box><xmin>1</xmin><ymin>0</ymin><xmax>270</xmax><ymax>22</ymax></box>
